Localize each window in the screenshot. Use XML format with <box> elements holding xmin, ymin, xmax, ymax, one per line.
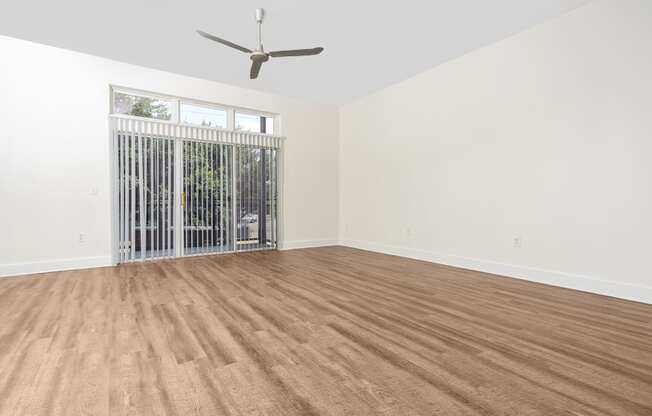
<box><xmin>235</xmin><ymin>112</ymin><xmax>274</xmax><ymax>135</ymax></box>
<box><xmin>180</xmin><ymin>103</ymin><xmax>227</xmax><ymax>128</ymax></box>
<box><xmin>113</xmin><ymin>91</ymin><xmax>175</xmax><ymax>121</ymax></box>
<box><xmin>111</xmin><ymin>87</ymin><xmax>278</xmax><ymax>135</ymax></box>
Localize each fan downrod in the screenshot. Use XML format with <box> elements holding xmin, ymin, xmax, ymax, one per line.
<box><xmin>255</xmin><ymin>8</ymin><xmax>265</xmax><ymax>51</ymax></box>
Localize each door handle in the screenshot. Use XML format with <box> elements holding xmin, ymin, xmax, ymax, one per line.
<box><xmin>181</xmin><ymin>192</ymin><xmax>186</xmax><ymax>209</ymax></box>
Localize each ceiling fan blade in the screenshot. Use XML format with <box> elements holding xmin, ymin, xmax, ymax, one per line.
<box><xmin>268</xmin><ymin>47</ymin><xmax>324</xmax><ymax>57</ymax></box>
<box><xmin>197</xmin><ymin>30</ymin><xmax>252</xmax><ymax>53</ymax></box>
<box><xmin>250</xmin><ymin>59</ymin><xmax>264</xmax><ymax>79</ymax></box>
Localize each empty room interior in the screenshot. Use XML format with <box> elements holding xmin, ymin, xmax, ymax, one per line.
<box><xmin>1</xmin><ymin>0</ymin><xmax>652</xmax><ymax>415</ymax></box>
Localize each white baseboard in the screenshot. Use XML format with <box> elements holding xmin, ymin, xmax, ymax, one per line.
<box><xmin>280</xmin><ymin>239</ymin><xmax>339</xmax><ymax>251</ymax></box>
<box><xmin>0</xmin><ymin>241</ymin><xmax>339</xmax><ymax>277</ymax></box>
<box><xmin>0</xmin><ymin>256</ymin><xmax>113</xmax><ymax>278</ymax></box>
<box><xmin>341</xmin><ymin>240</ymin><xmax>652</xmax><ymax>305</ymax></box>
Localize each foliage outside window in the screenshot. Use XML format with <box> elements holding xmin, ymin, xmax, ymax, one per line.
<box><xmin>113</xmin><ymin>92</ymin><xmax>174</xmax><ymax>121</ymax></box>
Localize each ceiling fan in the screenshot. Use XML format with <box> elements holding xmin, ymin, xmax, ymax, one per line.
<box><xmin>197</xmin><ymin>8</ymin><xmax>324</xmax><ymax>80</ymax></box>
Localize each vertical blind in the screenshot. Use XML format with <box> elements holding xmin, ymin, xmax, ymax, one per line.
<box><xmin>235</xmin><ymin>146</ymin><xmax>278</xmax><ymax>251</ymax></box>
<box><xmin>182</xmin><ymin>141</ymin><xmax>233</xmax><ymax>256</ymax></box>
<box><xmin>112</xmin><ymin>116</ymin><xmax>282</xmax><ymax>263</ymax></box>
<box><xmin>116</xmin><ymin>133</ymin><xmax>175</xmax><ymax>263</ymax></box>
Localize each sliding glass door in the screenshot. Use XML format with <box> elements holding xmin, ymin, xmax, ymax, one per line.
<box><xmin>113</xmin><ymin>117</ymin><xmax>280</xmax><ymax>263</ymax></box>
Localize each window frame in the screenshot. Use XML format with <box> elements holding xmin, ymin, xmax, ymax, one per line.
<box><xmin>110</xmin><ymin>85</ymin><xmax>280</xmax><ymax>135</ymax></box>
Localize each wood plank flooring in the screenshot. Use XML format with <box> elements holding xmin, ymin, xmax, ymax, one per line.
<box><xmin>1</xmin><ymin>246</ymin><xmax>651</xmax><ymax>415</ymax></box>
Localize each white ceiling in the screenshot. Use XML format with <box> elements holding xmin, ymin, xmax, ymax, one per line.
<box><xmin>1</xmin><ymin>0</ymin><xmax>590</xmax><ymax>104</ymax></box>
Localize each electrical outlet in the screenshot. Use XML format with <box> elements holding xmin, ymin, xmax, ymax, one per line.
<box><xmin>513</xmin><ymin>236</ymin><xmax>522</xmax><ymax>248</ymax></box>
<box><xmin>79</xmin><ymin>233</ymin><xmax>86</xmax><ymax>244</ymax></box>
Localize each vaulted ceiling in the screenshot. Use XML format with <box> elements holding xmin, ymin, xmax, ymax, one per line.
<box><xmin>0</xmin><ymin>0</ymin><xmax>590</xmax><ymax>103</ymax></box>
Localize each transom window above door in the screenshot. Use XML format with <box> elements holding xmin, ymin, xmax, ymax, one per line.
<box><xmin>111</xmin><ymin>86</ymin><xmax>278</xmax><ymax>135</ymax></box>
<box><xmin>235</xmin><ymin>112</ymin><xmax>274</xmax><ymax>135</ymax></box>
<box><xmin>113</xmin><ymin>91</ymin><xmax>175</xmax><ymax>121</ymax></box>
<box><xmin>180</xmin><ymin>103</ymin><xmax>227</xmax><ymax>128</ymax></box>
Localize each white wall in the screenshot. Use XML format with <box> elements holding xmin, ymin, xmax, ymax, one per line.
<box><xmin>0</xmin><ymin>35</ymin><xmax>339</xmax><ymax>276</ymax></box>
<box><xmin>340</xmin><ymin>0</ymin><xmax>652</xmax><ymax>303</ymax></box>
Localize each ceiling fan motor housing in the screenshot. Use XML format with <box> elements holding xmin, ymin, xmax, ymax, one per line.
<box><xmin>251</xmin><ymin>52</ymin><xmax>269</xmax><ymax>62</ymax></box>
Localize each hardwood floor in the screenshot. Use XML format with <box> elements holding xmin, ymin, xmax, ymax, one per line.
<box><xmin>0</xmin><ymin>246</ymin><xmax>651</xmax><ymax>415</ymax></box>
